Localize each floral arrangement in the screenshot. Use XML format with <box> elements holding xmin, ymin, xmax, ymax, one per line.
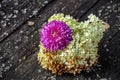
<box><xmin>37</xmin><ymin>13</ymin><xmax>106</xmax><ymax>75</ymax></box>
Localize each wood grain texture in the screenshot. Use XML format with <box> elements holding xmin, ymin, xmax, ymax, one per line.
<box><xmin>0</xmin><ymin>0</ymin><xmax>53</xmax><ymax>42</ymax></box>
<box><xmin>0</xmin><ymin>0</ymin><xmax>120</xmax><ymax>80</ymax></box>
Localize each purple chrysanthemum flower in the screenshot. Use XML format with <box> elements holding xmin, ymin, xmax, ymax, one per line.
<box><xmin>40</xmin><ymin>20</ymin><xmax>73</xmax><ymax>51</ymax></box>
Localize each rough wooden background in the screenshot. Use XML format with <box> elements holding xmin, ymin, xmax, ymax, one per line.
<box><xmin>0</xmin><ymin>0</ymin><xmax>120</xmax><ymax>80</ymax></box>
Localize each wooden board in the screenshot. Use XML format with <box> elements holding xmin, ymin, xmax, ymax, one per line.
<box><xmin>0</xmin><ymin>0</ymin><xmax>120</xmax><ymax>80</ymax></box>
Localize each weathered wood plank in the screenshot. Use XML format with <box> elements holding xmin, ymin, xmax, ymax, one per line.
<box><xmin>0</xmin><ymin>0</ymin><xmax>52</xmax><ymax>43</ymax></box>
<box><xmin>0</xmin><ymin>0</ymin><xmax>120</xmax><ymax>80</ymax></box>
<box><xmin>0</xmin><ymin>0</ymin><xmax>53</xmax><ymax>79</ymax></box>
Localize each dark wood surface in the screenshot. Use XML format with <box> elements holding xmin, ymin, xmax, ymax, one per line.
<box><xmin>0</xmin><ymin>0</ymin><xmax>120</xmax><ymax>80</ymax></box>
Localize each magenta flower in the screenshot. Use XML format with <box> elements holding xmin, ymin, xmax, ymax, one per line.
<box><xmin>40</xmin><ymin>20</ymin><xmax>73</xmax><ymax>51</ymax></box>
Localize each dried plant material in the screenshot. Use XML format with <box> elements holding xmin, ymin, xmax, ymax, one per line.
<box><xmin>23</xmin><ymin>56</ymin><xmax>26</xmax><ymax>60</ymax></box>
<box><xmin>37</xmin><ymin>47</ymin><xmax>99</xmax><ymax>75</ymax></box>
<box><xmin>28</xmin><ymin>21</ymin><xmax>34</xmax><ymax>26</ymax></box>
<box><xmin>102</xmin><ymin>22</ymin><xmax>110</xmax><ymax>29</ymax></box>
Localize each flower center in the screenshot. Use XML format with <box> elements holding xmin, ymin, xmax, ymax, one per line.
<box><xmin>51</xmin><ymin>30</ymin><xmax>57</xmax><ymax>37</ymax></box>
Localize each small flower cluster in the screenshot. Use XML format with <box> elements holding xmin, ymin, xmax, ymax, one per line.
<box><xmin>38</xmin><ymin>13</ymin><xmax>105</xmax><ymax>75</ymax></box>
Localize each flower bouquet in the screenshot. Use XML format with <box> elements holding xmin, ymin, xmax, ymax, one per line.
<box><xmin>37</xmin><ymin>13</ymin><xmax>108</xmax><ymax>75</ymax></box>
